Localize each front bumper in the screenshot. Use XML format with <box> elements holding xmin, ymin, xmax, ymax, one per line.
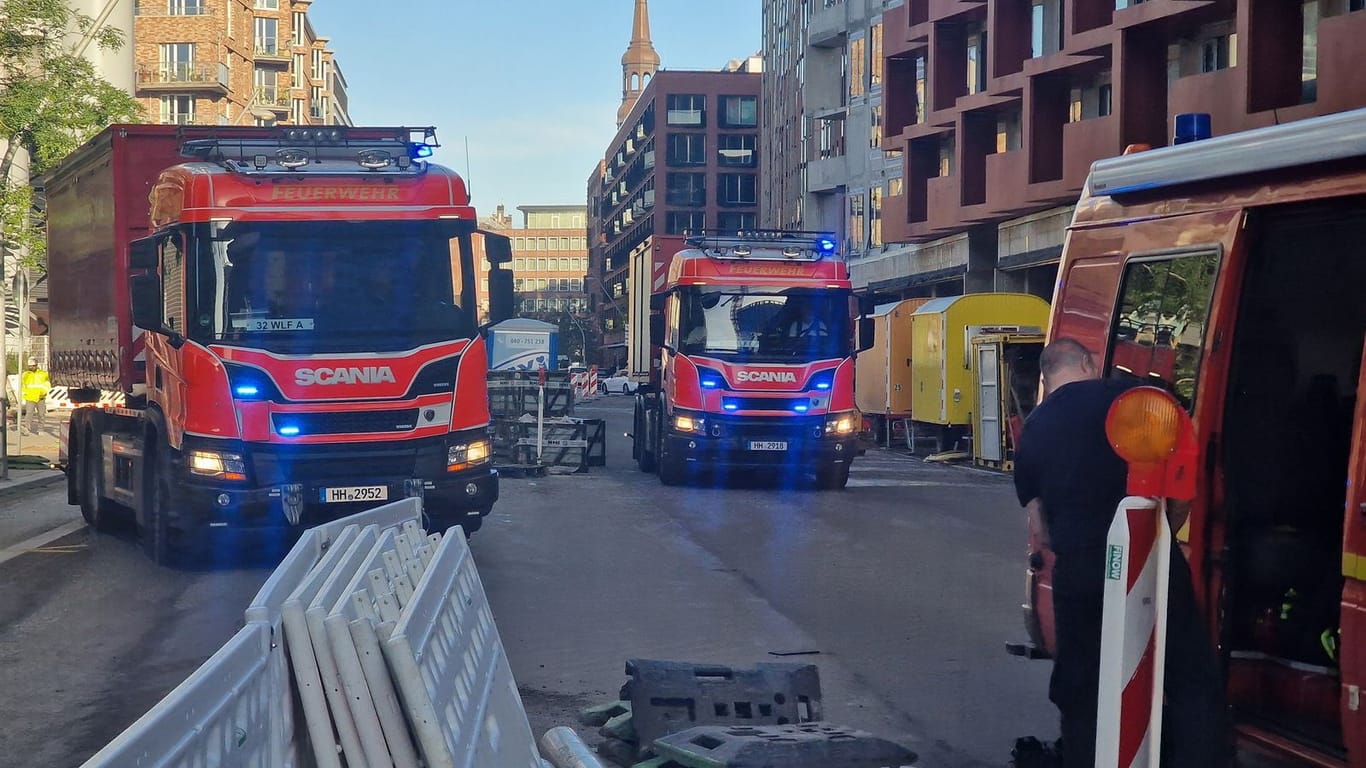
<box><xmin>169</xmin><ymin>434</ymin><xmax>499</xmax><ymax>531</ymax></box>
<box><xmin>663</xmin><ymin>414</ymin><xmax>858</xmax><ymax>470</ymax></box>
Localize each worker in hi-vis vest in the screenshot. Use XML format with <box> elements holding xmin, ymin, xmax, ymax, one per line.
<box><xmin>20</xmin><ymin>357</ymin><xmax>50</xmax><ymax>434</ymax></box>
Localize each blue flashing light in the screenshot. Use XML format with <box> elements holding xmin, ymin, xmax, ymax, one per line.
<box><xmin>701</xmin><ymin>379</ymin><xmax>720</xmax><ymax>389</ymax></box>
<box><xmin>411</xmin><ymin>143</ymin><xmax>434</xmax><ymax>159</ymax></box>
<box><xmin>278</xmin><ymin>425</ymin><xmax>301</xmax><ymax>436</ymax></box>
<box><xmin>816</xmin><ymin>237</ymin><xmax>837</xmax><ymax>254</ymax></box>
<box><xmin>723</xmin><ymin>402</ymin><xmax>739</xmax><ymax>411</ymax></box>
<box><xmin>698</xmin><ymin>368</ymin><xmax>725</xmax><ymax>389</ymax></box>
<box><xmin>808</xmin><ymin>369</ymin><xmax>836</xmax><ymax>391</ymax></box>
<box><xmin>793</xmin><ymin>404</ymin><xmax>810</xmax><ymax>413</ymax></box>
<box><xmin>234</xmin><ymin>384</ymin><xmax>260</xmax><ymax>397</ymax></box>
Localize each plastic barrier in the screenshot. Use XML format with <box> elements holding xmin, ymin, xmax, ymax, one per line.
<box><xmin>652</xmin><ymin>723</ymin><xmax>918</xmax><ymax>767</ymax></box>
<box><xmin>81</xmin><ymin>498</ymin><xmax>550</xmax><ymax>768</ymax></box>
<box><xmin>78</xmin><ymin>623</ymin><xmax>279</xmax><ymax>768</ymax></box>
<box><xmin>383</xmin><ymin>524</ymin><xmax>543</xmax><ymax>768</ymax></box>
<box><xmin>510</xmin><ymin>418</ymin><xmax>607</xmax><ymax>471</ymax></box>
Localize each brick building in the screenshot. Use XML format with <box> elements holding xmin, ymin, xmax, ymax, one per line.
<box><xmin>133</xmin><ymin>0</ymin><xmax>350</xmax><ymax>127</ymax></box>
<box><xmin>863</xmin><ymin>0</ymin><xmax>1366</xmax><ymax>301</ymax></box>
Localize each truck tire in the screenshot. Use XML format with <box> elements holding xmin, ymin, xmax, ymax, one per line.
<box><xmin>142</xmin><ymin>441</ymin><xmax>175</xmax><ymax>566</ymax></box>
<box><xmin>815</xmin><ymin>463</ymin><xmax>850</xmax><ymax>491</ymax></box>
<box><xmin>79</xmin><ymin>433</ymin><xmax>115</xmax><ymax>531</ymax></box>
<box><xmin>635</xmin><ymin>405</ymin><xmax>656</xmax><ymax>472</ymax></box>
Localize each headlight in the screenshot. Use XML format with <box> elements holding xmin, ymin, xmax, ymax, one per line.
<box><xmin>824</xmin><ymin>411</ymin><xmax>857</xmax><ymax>437</ymax></box>
<box><xmin>672</xmin><ymin>411</ymin><xmax>706</xmax><ymax>434</ymax></box>
<box><xmin>448</xmin><ymin>439</ymin><xmax>492</xmax><ymax>471</ymax></box>
<box><xmin>188</xmin><ymin>449</ymin><xmax>247</xmax><ymax>481</ymax></box>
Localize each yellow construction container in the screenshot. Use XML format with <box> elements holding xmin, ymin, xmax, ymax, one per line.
<box><xmin>910</xmin><ymin>293</ymin><xmax>1050</xmax><ymax>430</ymax></box>
<box><xmin>855</xmin><ymin>298</ymin><xmax>928</xmax><ymax>439</ymax></box>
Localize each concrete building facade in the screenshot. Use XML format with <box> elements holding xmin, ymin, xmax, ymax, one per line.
<box><xmin>587</xmin><ymin>68</ymin><xmax>763</xmax><ymax>366</ymax></box>
<box><xmin>132</xmin><ymin>0</ymin><xmax>350</xmax><ymax>127</ymax></box>
<box><xmin>873</xmin><ymin>0</ymin><xmax>1366</xmax><ymax>301</ymax></box>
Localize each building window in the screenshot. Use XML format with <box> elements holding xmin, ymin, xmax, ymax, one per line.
<box><xmin>572</xmin><ymin>278</ymin><xmax>583</xmax><ymax>292</ymax></box>
<box><xmin>537</xmin><ymin>257</ymin><xmax>548</xmax><ymax>269</ymax></box>
<box><xmin>158</xmin><ymin>43</ymin><xmax>195</xmax><ymax>80</ymax></box>
<box><xmin>514</xmin><ymin>279</ymin><xmax>525</xmax><ymax>292</ymax></box>
<box><xmin>666</xmin><ymin>173</ymin><xmax>706</xmax><ymax>206</ymax></box>
<box><xmin>939</xmin><ymin>134</ymin><xmax>955</xmax><ymax>177</ymax></box>
<box><xmin>849</xmin><ymin>36</ymin><xmax>866</xmax><ymax>99</ymax></box>
<box><xmin>559</xmin><ymin>279</ymin><xmax>571</xmax><ymax>292</ymax></box>
<box><xmin>720</xmin><ymin>95</ymin><xmax>758</xmax><ymax>127</ymax></box>
<box><xmin>1201</xmin><ymin>33</ymin><xmax>1235</xmax><ymax>73</ymax></box>
<box><xmin>666</xmin><ymin>211</ymin><xmax>705</xmax><ymax>234</ymax></box>
<box><xmin>1031</xmin><ymin>0</ymin><xmax>1062</xmax><ymax>58</ymax></box>
<box><xmin>816</xmin><ymin>116</ymin><xmax>845</xmax><ymax>159</ymax></box>
<box><xmin>996</xmin><ymin>111</ymin><xmax>1022</xmax><ymax>152</ymax></box>
<box><xmin>254</xmin><ymin>17</ymin><xmax>278</xmax><ymax>56</ymax></box>
<box><xmin>1069</xmin><ymin>70</ymin><xmax>1113</xmax><ymax>121</ymax></box>
<box><xmin>169</xmin><ymin>0</ymin><xmax>205</xmax><ymax>15</ymax></box>
<box><xmin>870</xmin><ymin>105</ymin><xmax>882</xmax><ymax>149</ymax></box>
<box><xmin>514</xmin><ymin>258</ymin><xmax>525</xmax><ymax>270</ymax></box>
<box><xmin>870</xmin><ymin>186</ymin><xmax>883</xmax><ymax>248</ymax></box>
<box><xmin>966</xmin><ymin>26</ymin><xmax>987</xmax><ymax>94</ymax></box>
<box><xmin>870</xmin><ymin>22</ymin><xmax>884</xmax><ymax>88</ymax></box>
<box><xmin>717</xmin><ymin>174</ymin><xmax>757</xmax><ymax>206</ymax></box>
<box><xmin>717</xmin><ymin>134</ymin><xmax>757</xmax><ymax>166</ymax></box>
<box><xmin>667</xmin><ymin>133</ymin><xmax>706</xmax><ymax>165</ymax></box>
<box><xmin>254</xmin><ymin>0</ymin><xmax>278</xmax><ymax>8</ymax></box>
<box><xmin>666</xmin><ymin>94</ymin><xmax>706</xmax><ymax>126</ymax></box>
<box><xmin>848</xmin><ymin>193</ymin><xmax>865</xmax><ymax>255</ymax></box>
<box><xmin>292</xmin><ymin>54</ymin><xmax>305</xmax><ymax>87</ymax></box>
<box><xmin>1302</xmin><ymin>0</ymin><xmax>1319</xmax><ymax>103</ymax></box>
<box><xmin>312</xmin><ymin>49</ymin><xmax>323</xmax><ymax>80</ymax></box>
<box><xmin>159</xmin><ymin>95</ymin><xmax>195</xmax><ymax>124</ymax></box>
<box><xmin>292</xmin><ymin>11</ymin><xmax>306</xmax><ymax>45</ymax></box>
<box><xmin>292</xmin><ymin>98</ymin><xmax>305</xmax><ymax>124</ymax></box>
<box><xmin>914</xmin><ymin>55</ymin><xmax>928</xmax><ymax>124</ymax></box>
<box><xmin>537</xmin><ymin>279</ymin><xmax>549</xmax><ymax>291</ymax></box>
<box><xmin>717</xmin><ymin>212</ymin><xmax>756</xmax><ymax>233</ymax></box>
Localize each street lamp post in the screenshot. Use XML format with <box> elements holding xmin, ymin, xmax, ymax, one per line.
<box><xmin>564</xmin><ymin>310</ymin><xmax>587</xmax><ymax>363</ymax></box>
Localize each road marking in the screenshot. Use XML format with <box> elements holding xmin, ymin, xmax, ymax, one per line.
<box><xmin>845</xmin><ymin>478</ymin><xmax>981</xmax><ymax>488</ymax></box>
<box><xmin>0</xmin><ymin>520</ymin><xmax>86</xmax><ymax>565</ymax></box>
<box><xmin>31</xmin><ymin>544</ymin><xmax>87</xmax><ymax>554</ymax></box>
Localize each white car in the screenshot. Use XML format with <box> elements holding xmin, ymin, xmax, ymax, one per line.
<box><xmin>598</xmin><ymin>370</ymin><xmax>638</xmax><ymax>395</ymax></box>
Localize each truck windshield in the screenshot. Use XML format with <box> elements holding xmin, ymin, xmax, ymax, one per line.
<box><xmin>189</xmin><ymin>220</ymin><xmax>474</xmax><ymax>353</ymax></box>
<box><xmin>677</xmin><ymin>287</ymin><xmax>851</xmax><ymax>362</ymax></box>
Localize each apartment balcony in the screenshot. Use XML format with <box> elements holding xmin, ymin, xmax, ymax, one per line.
<box><xmin>882</xmin><ymin>190</ymin><xmax>911</xmax><ymax>243</ymax></box>
<box><xmin>1319</xmin><ymin>10</ymin><xmax>1366</xmax><ymax>114</ymax></box>
<box><xmin>985</xmin><ymin>149</ymin><xmax>1028</xmax><ymax>215</ymax></box>
<box><xmin>1112</xmin><ymin>0</ymin><xmax>1214</xmax><ymax>31</ymax></box>
<box><xmin>809</xmin><ymin>2</ymin><xmax>848</xmax><ymax>48</ymax></box>
<box><xmin>1061</xmin><ymin>114</ymin><xmax>1118</xmax><ymax>190</ymax></box>
<box><xmin>136</xmin><ymin>63</ymin><xmax>229</xmax><ymax>94</ymax></box>
<box><xmin>160</xmin><ymin>115</ymin><xmax>223</xmax><ymax>126</ymax></box>
<box><xmin>253</xmin><ymin>87</ymin><xmax>290</xmax><ymax>112</ymax></box>
<box><xmin>926</xmin><ymin>174</ymin><xmax>962</xmax><ymax>232</ymax></box>
<box><xmin>807</xmin><ymin>156</ymin><xmax>846</xmax><ymax>193</ymax></box>
<box><xmin>254</xmin><ymin>42</ymin><xmax>290</xmax><ymax>64</ymax></box>
<box><xmin>643</xmin><ymin>150</ymin><xmax>655</xmax><ymax>170</ymax></box>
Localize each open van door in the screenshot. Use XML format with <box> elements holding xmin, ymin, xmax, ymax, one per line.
<box><xmin>1342</xmin><ymin>337</ymin><xmax>1366</xmax><ymax>760</ymax></box>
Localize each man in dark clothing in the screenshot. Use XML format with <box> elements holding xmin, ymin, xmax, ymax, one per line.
<box><xmin>1013</xmin><ymin>338</ymin><xmax>1230</xmax><ymax>768</ymax></box>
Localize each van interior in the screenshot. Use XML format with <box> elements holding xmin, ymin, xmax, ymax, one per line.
<box><xmin>1220</xmin><ymin>197</ymin><xmax>1366</xmax><ymax>752</ymax></box>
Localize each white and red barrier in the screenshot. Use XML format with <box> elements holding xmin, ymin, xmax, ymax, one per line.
<box><xmin>1096</xmin><ymin>496</ymin><xmax>1172</xmax><ymax>768</ymax></box>
<box><xmin>571</xmin><ymin>366</ymin><xmax>600</xmax><ymax>403</ymax></box>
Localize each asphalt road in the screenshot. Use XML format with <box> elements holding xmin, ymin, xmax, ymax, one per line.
<box><xmin>0</xmin><ymin>396</ymin><xmax>1055</xmax><ymax>768</ymax></box>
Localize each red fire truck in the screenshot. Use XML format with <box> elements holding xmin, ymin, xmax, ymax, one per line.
<box><xmin>44</xmin><ymin>125</ymin><xmax>514</xmax><ymax>562</ymax></box>
<box><xmin>629</xmin><ymin>231</ymin><xmax>871</xmax><ymax>488</ymax></box>
<box><xmin>1016</xmin><ymin>108</ymin><xmax>1366</xmax><ymax>763</ymax></box>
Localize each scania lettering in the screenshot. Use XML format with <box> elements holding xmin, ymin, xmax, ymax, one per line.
<box><xmin>735</xmin><ymin>370</ymin><xmax>799</xmax><ymax>384</ymax></box>
<box><xmin>44</xmin><ymin>125</ymin><xmax>516</xmax><ymax>564</ymax></box>
<box><xmin>295</xmin><ymin>366</ymin><xmax>399</xmax><ymax>386</ymax></box>
<box><xmin>630</xmin><ymin>231</ymin><xmax>873</xmax><ymax>488</ymax></box>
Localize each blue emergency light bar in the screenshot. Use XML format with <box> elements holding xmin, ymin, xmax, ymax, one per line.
<box><xmin>179</xmin><ymin>126</ymin><xmax>440</xmax><ymax>176</ymax></box>
<box><xmin>685</xmin><ymin>229</ymin><xmax>839</xmax><ymax>262</ymax></box>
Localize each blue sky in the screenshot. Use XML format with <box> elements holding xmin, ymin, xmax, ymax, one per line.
<box><xmin>308</xmin><ymin>1</ymin><xmax>761</xmax><ymax>219</ymax></box>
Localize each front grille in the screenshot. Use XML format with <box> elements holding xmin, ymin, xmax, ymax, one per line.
<box><xmin>272</xmin><ymin>408</ymin><xmax>420</xmax><ymax>436</ymax></box>
<box><xmin>250</xmin><ymin>438</ymin><xmax>447</xmax><ymax>485</ymax></box>
<box><xmin>709</xmin><ymin>414</ymin><xmax>825</xmax><ymax>441</ymax></box>
<box><xmin>722</xmin><ymin>397</ymin><xmax>813</xmax><ymax>414</ymax></box>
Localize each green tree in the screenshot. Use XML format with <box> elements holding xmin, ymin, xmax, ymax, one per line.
<box><xmin>0</xmin><ymin>0</ymin><xmax>144</xmax><ymax>272</ymax></box>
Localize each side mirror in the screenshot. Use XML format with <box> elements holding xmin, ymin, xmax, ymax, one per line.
<box><xmin>649</xmin><ymin>311</ymin><xmax>665</xmax><ymax>348</ymax></box>
<box><xmin>130</xmin><ymin>272</ymin><xmax>163</xmax><ymax>332</ymax></box>
<box><xmin>129</xmin><ymin>236</ymin><xmax>159</xmax><ymax>270</ymax></box>
<box><xmin>857</xmin><ymin>316</ymin><xmax>875</xmax><ymax>353</ymax></box>
<box><xmin>858</xmin><ymin>294</ymin><xmax>876</xmax><ymax>316</ymax></box>
<box><xmin>487</xmin><ymin>267</ymin><xmax>515</xmax><ymax>324</ymax></box>
<box><xmin>483</xmin><ymin>232</ymin><xmax>513</xmax><ymax>266</ymax></box>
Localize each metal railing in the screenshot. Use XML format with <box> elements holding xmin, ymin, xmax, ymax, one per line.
<box><xmin>134</xmin><ymin>3</ymin><xmax>211</xmax><ymax>17</ymax></box>
<box><xmin>136</xmin><ymin>62</ymin><xmax>227</xmax><ymax>88</ymax></box>
<box><xmin>252</xmin><ymin>86</ymin><xmax>290</xmax><ymax>109</ymax></box>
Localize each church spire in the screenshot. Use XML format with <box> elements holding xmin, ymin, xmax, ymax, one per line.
<box><xmin>618</xmin><ymin>0</ymin><xmax>660</xmax><ymax>127</ymax></box>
